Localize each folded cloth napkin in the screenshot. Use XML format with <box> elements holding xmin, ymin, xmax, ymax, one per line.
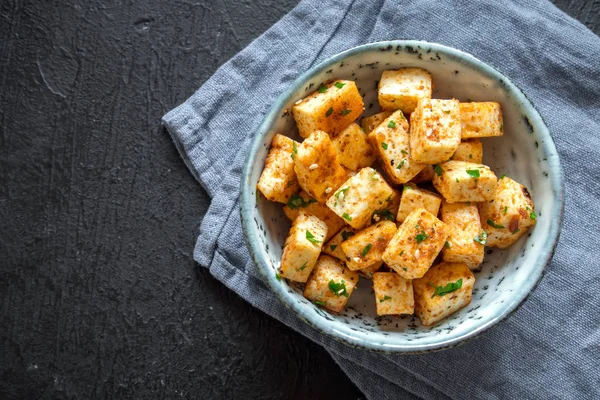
<box><xmin>162</xmin><ymin>0</ymin><xmax>600</xmax><ymax>398</ymax></box>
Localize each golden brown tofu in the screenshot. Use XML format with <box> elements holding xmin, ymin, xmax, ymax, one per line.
<box><xmin>360</xmin><ymin>111</ymin><xmax>394</xmax><ymax>133</ymax></box>
<box><xmin>410</xmin><ymin>165</ymin><xmax>435</xmax><ymax>184</ymax></box>
<box><xmin>369</xmin><ymin>110</ymin><xmax>425</xmax><ymax>184</ymax></box>
<box><xmin>451</xmin><ymin>139</ymin><xmax>483</xmax><ymax>164</ymax></box>
<box><xmin>413</xmin><ymin>262</ymin><xmax>475</xmax><ymax>326</ymax></box>
<box><xmin>409</xmin><ymin>98</ymin><xmax>462</xmax><ymax>164</ymax></box>
<box><xmin>326</xmin><ymin>167</ymin><xmax>395</xmax><ymax>230</ymax></box>
<box><xmin>478</xmin><ymin>176</ymin><xmax>536</xmax><ymax>248</ymax></box>
<box><xmin>279</xmin><ymin>210</ymin><xmax>328</xmax><ymax>282</ymax></box>
<box><xmin>372</xmin><ymin>272</ymin><xmax>414</xmax><ymax>315</ymax></box>
<box><xmin>460</xmin><ymin>102</ymin><xmax>503</xmax><ymax>139</ymax></box>
<box><xmin>396</xmin><ymin>184</ymin><xmax>442</xmax><ymax>223</ymax></box>
<box><xmin>378</xmin><ymin>68</ymin><xmax>433</xmax><ymax>114</ymax></box>
<box><xmin>440</xmin><ymin>201</ymin><xmax>484</xmax><ymax>269</ymax></box>
<box><xmin>256</xmin><ymin>134</ymin><xmax>300</xmax><ymax>203</ymax></box>
<box><xmin>294</xmin><ymin>130</ymin><xmax>347</xmax><ymax>203</ymax></box>
<box><xmin>382</xmin><ymin>208</ymin><xmax>448</xmax><ymax>279</ymax></box>
<box><xmin>292</xmin><ymin>80</ymin><xmax>364</xmax><ymax>138</ymax></box>
<box><xmin>341</xmin><ymin>221</ymin><xmax>397</xmax><ymax>271</ymax></box>
<box><xmin>331</xmin><ymin>123</ymin><xmax>377</xmax><ymax>171</ymax></box>
<box><xmin>432</xmin><ymin>160</ymin><xmax>498</xmax><ymax>203</ymax></box>
<box><xmin>283</xmin><ymin>191</ymin><xmax>345</xmax><ymax>241</ymax></box>
<box><xmin>303</xmin><ymin>255</ymin><xmax>359</xmax><ymax>312</ymax></box>
<box><xmin>323</xmin><ymin>227</ymin><xmax>358</xmax><ymax>261</ymax></box>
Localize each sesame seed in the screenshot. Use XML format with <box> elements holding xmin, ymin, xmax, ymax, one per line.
<box><xmin>353</xmin><ymin>257</ymin><xmax>361</xmax><ymax>263</ymax></box>
<box><xmin>415</xmin><ymin>249</ymin><xmax>420</xmax><ymax>258</ymax></box>
<box><xmin>294</xmin><ymin>99</ymin><xmax>303</xmax><ymax>105</ymax></box>
<box><xmin>309</xmin><ymin>163</ymin><xmax>319</xmax><ymax>170</ymax></box>
<box><xmin>325</xmin><ymin>187</ymin><xmax>332</xmax><ymax>194</ymax></box>
<box><xmin>373</xmin><ymin>214</ymin><xmax>380</xmax><ymax>222</ymax></box>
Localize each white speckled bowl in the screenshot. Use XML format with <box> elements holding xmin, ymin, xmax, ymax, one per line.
<box><xmin>240</xmin><ymin>40</ymin><xmax>564</xmax><ymax>353</ymax></box>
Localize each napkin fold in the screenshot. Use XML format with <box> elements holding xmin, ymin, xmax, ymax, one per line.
<box><xmin>163</xmin><ymin>1</ymin><xmax>600</xmax><ymax>398</ymax></box>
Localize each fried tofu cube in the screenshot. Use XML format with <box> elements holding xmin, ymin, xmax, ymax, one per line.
<box><xmin>441</xmin><ymin>201</ymin><xmax>484</xmax><ymax>269</ymax></box>
<box><xmin>341</xmin><ymin>221</ymin><xmax>397</xmax><ymax>271</ymax></box>
<box><xmin>331</xmin><ymin>123</ymin><xmax>377</xmax><ymax>171</ymax></box>
<box><xmin>358</xmin><ymin>261</ymin><xmax>383</xmax><ymax>279</ymax></box>
<box><xmin>303</xmin><ymin>255</ymin><xmax>359</xmax><ymax>312</ymax></box>
<box><xmin>460</xmin><ymin>102</ymin><xmax>503</xmax><ymax>139</ymax></box>
<box><xmin>360</xmin><ymin>111</ymin><xmax>393</xmax><ymax>133</ymax></box>
<box><xmin>368</xmin><ymin>188</ymin><xmax>401</xmax><ymax>226</ymax></box>
<box><xmin>382</xmin><ymin>208</ymin><xmax>448</xmax><ymax>279</ymax></box>
<box><xmin>373</xmin><ymin>272</ymin><xmax>414</xmax><ymax>315</ymax></box>
<box><xmin>279</xmin><ymin>210</ymin><xmax>328</xmax><ymax>282</ymax></box>
<box><xmin>413</xmin><ymin>262</ymin><xmax>475</xmax><ymax>326</ymax></box>
<box><xmin>451</xmin><ymin>139</ymin><xmax>483</xmax><ymax>163</ymax></box>
<box><xmin>396</xmin><ymin>184</ymin><xmax>442</xmax><ymax>223</ymax></box>
<box><xmin>294</xmin><ymin>130</ymin><xmax>347</xmax><ymax>203</ymax></box>
<box><xmin>410</xmin><ymin>165</ymin><xmax>435</xmax><ymax>184</ymax></box>
<box><xmin>256</xmin><ymin>134</ymin><xmax>300</xmax><ymax>203</ymax></box>
<box><xmin>378</xmin><ymin>68</ymin><xmax>432</xmax><ymax>114</ymax></box>
<box><xmin>409</xmin><ymin>98</ymin><xmax>461</xmax><ymax>164</ymax></box>
<box><xmin>292</xmin><ymin>80</ymin><xmax>364</xmax><ymax>138</ymax></box>
<box><xmin>369</xmin><ymin>110</ymin><xmax>425</xmax><ymax>184</ymax></box>
<box><xmin>478</xmin><ymin>176</ymin><xmax>537</xmax><ymax>248</ymax></box>
<box><xmin>326</xmin><ymin>167</ymin><xmax>394</xmax><ymax>230</ymax></box>
<box><xmin>283</xmin><ymin>191</ymin><xmax>345</xmax><ymax>241</ymax></box>
<box><xmin>323</xmin><ymin>227</ymin><xmax>357</xmax><ymax>261</ymax></box>
<box><xmin>432</xmin><ymin>160</ymin><xmax>498</xmax><ymax>203</ymax></box>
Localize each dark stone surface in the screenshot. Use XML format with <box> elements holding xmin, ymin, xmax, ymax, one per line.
<box><xmin>0</xmin><ymin>1</ymin><xmax>596</xmax><ymax>399</ymax></box>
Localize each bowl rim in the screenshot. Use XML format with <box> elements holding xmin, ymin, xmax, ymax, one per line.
<box><xmin>240</xmin><ymin>39</ymin><xmax>565</xmax><ymax>353</ymax></box>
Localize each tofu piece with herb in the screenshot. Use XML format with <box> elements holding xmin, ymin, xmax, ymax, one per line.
<box><xmin>460</xmin><ymin>102</ymin><xmax>503</xmax><ymax>139</ymax></box>
<box><xmin>378</xmin><ymin>68</ymin><xmax>432</xmax><ymax>114</ymax></box>
<box><xmin>413</xmin><ymin>262</ymin><xmax>475</xmax><ymax>326</ymax></box>
<box><xmin>292</xmin><ymin>80</ymin><xmax>364</xmax><ymax>138</ymax></box>
<box><xmin>279</xmin><ymin>210</ymin><xmax>328</xmax><ymax>282</ymax></box>
<box><xmin>382</xmin><ymin>208</ymin><xmax>448</xmax><ymax>279</ymax></box>
<box><xmin>256</xmin><ymin>134</ymin><xmax>300</xmax><ymax>203</ymax></box>
<box><xmin>331</xmin><ymin>123</ymin><xmax>377</xmax><ymax>171</ymax></box>
<box><xmin>451</xmin><ymin>139</ymin><xmax>483</xmax><ymax>163</ymax></box>
<box><xmin>409</xmin><ymin>98</ymin><xmax>461</xmax><ymax>164</ymax></box>
<box><xmin>373</xmin><ymin>272</ymin><xmax>414</xmax><ymax>315</ymax></box>
<box><xmin>358</xmin><ymin>261</ymin><xmax>383</xmax><ymax>279</ymax></box>
<box><xmin>360</xmin><ymin>111</ymin><xmax>393</xmax><ymax>133</ymax></box>
<box><xmin>432</xmin><ymin>160</ymin><xmax>498</xmax><ymax>203</ymax></box>
<box><xmin>440</xmin><ymin>201</ymin><xmax>484</xmax><ymax>269</ymax></box>
<box><xmin>369</xmin><ymin>188</ymin><xmax>401</xmax><ymax>225</ymax></box>
<box><xmin>303</xmin><ymin>255</ymin><xmax>359</xmax><ymax>312</ymax></box>
<box><xmin>283</xmin><ymin>191</ymin><xmax>345</xmax><ymax>241</ymax></box>
<box><xmin>477</xmin><ymin>176</ymin><xmax>537</xmax><ymax>248</ymax></box>
<box><xmin>410</xmin><ymin>165</ymin><xmax>435</xmax><ymax>184</ymax></box>
<box><xmin>396</xmin><ymin>184</ymin><xmax>442</xmax><ymax>223</ymax></box>
<box><xmin>341</xmin><ymin>221</ymin><xmax>397</xmax><ymax>271</ymax></box>
<box><xmin>323</xmin><ymin>227</ymin><xmax>357</xmax><ymax>261</ymax></box>
<box><xmin>294</xmin><ymin>130</ymin><xmax>348</xmax><ymax>203</ymax></box>
<box><xmin>369</xmin><ymin>110</ymin><xmax>425</xmax><ymax>184</ymax></box>
<box><xmin>326</xmin><ymin>167</ymin><xmax>395</xmax><ymax>230</ymax></box>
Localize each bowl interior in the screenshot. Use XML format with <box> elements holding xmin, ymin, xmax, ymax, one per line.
<box><xmin>241</xmin><ymin>41</ymin><xmax>563</xmax><ymax>352</ymax></box>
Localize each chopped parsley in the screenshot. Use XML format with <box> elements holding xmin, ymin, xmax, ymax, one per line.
<box><xmin>330</xmin><ymin>244</ymin><xmax>337</xmax><ymax>251</ymax></box>
<box><xmin>401</xmin><ymin>149</ymin><xmax>408</xmax><ymax>156</ymax></box>
<box><xmin>291</xmin><ymin>142</ymin><xmax>298</xmax><ymax>159</ymax></box>
<box><xmin>499</xmin><ymin>123</ymin><xmax>503</xmax><ymax>132</ymax></box>
<box><xmin>298</xmin><ymin>262</ymin><xmax>308</xmax><ymax>271</ymax></box>
<box><xmin>306</xmin><ymin>230</ymin><xmax>321</xmax><ymax>245</ymax></box>
<box><xmin>402</xmin><ymin>185</ymin><xmax>412</xmax><ymax>192</ymax></box>
<box><xmin>415</xmin><ymin>231</ymin><xmax>428</xmax><ymax>243</ymax></box>
<box><xmin>386</xmin><ymin>194</ymin><xmax>392</xmax><ymax>203</ymax></box>
<box><xmin>500</xmin><ymin>174</ymin><xmax>506</xmax><ymax>179</ymax></box>
<box><xmin>342</xmin><ymin>212</ymin><xmax>353</xmax><ymax>221</ymax></box>
<box><xmin>325</xmin><ymin>107</ymin><xmax>334</xmax><ymax>117</ymax></box>
<box><xmin>512</xmin><ymin>228</ymin><xmax>521</xmax><ymax>234</ymax></box>
<box><xmin>287</xmin><ymin>194</ymin><xmax>316</xmax><ymax>209</ymax></box>
<box><xmin>444</xmin><ymin>241</ymin><xmax>451</xmax><ymax>249</ymax></box>
<box><xmin>379</xmin><ymin>295</ymin><xmax>392</xmax><ymax>303</ymax></box>
<box><xmin>434</xmin><ymin>164</ymin><xmax>443</xmax><ymax>176</ymax></box>
<box><xmin>275</xmin><ymin>273</ymin><xmax>281</xmax><ymax>281</ymax></box>
<box><xmin>503</xmin><ymin>206</ymin><xmax>508</xmax><ymax>215</ymax></box>
<box><xmin>456</xmin><ymin>178</ymin><xmax>460</xmax><ymax>183</ymax></box>
<box><xmin>487</xmin><ymin>219</ymin><xmax>505</xmax><ymax>229</ymax></box>
<box><xmin>381</xmin><ymin>142</ymin><xmax>388</xmax><ymax>150</ymax></box>
<box><xmin>373</xmin><ymin>209</ymin><xmax>395</xmax><ymax>221</ymax></box>
<box><xmin>473</xmin><ymin>231</ymin><xmax>488</xmax><ymax>245</ymax></box>
<box><xmin>469</xmin><ymin>154</ymin><xmax>473</xmax><ymax>159</ymax></box>
<box><xmin>466</xmin><ymin>169</ymin><xmax>480</xmax><ymax>178</ymax></box>
<box><xmin>361</xmin><ymin>243</ymin><xmax>372</xmax><ymax>257</ymax></box>
<box><xmin>399</xmin><ymin>250</ymin><xmax>404</xmax><ymax>256</ymax></box>
<box><xmin>443</xmin><ymin>110</ymin><xmax>451</xmax><ymax>114</ymax></box>
<box><xmin>335</xmin><ymin>187</ymin><xmax>349</xmax><ymax>199</ymax></box>
<box><xmin>527</xmin><ymin>207</ymin><xmax>537</xmax><ymax>220</ymax></box>
<box><xmin>315</xmin><ymin>300</ymin><xmax>325</xmax><ymax>306</ymax></box>
<box><xmin>402</xmin><ymin>267</ymin><xmax>407</xmax><ymax>271</ymax></box>
<box><xmin>318</xmin><ymin>85</ymin><xmax>327</xmax><ymax>93</ymax></box>
<box><xmin>341</xmin><ymin>108</ymin><xmax>352</xmax><ymax>116</ymax></box>
<box><xmin>341</xmin><ymin>231</ymin><xmax>355</xmax><ymax>241</ymax></box>
<box><xmin>387</xmin><ymin>120</ymin><xmax>396</xmax><ymax>129</ymax></box>
<box><xmin>328</xmin><ymin>280</ymin><xmax>349</xmax><ymax>297</ymax></box>
<box><xmin>396</xmin><ymin>159</ymin><xmax>405</xmax><ymax>169</ymax></box>
<box><xmin>428</xmin><ymin>279</ymin><xmax>463</xmax><ymax>298</ymax></box>
<box><xmin>334</xmin><ymin>81</ymin><xmax>345</xmax><ymax>89</ymax></box>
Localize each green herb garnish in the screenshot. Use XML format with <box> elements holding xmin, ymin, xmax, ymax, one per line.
<box><xmin>401</xmin><ymin>149</ymin><xmax>408</xmax><ymax>156</ymax></box>
<box><xmin>473</xmin><ymin>231</ymin><xmax>488</xmax><ymax>245</ymax></box>
<box><xmin>428</xmin><ymin>279</ymin><xmax>463</xmax><ymax>298</ymax></box>
<box><xmin>342</xmin><ymin>213</ymin><xmax>353</xmax><ymax>221</ymax></box>
<box><xmin>330</xmin><ymin>244</ymin><xmax>337</xmax><ymax>251</ymax></box>
<box><xmin>328</xmin><ymin>280</ymin><xmax>349</xmax><ymax>297</ymax></box>
<box><xmin>291</xmin><ymin>142</ymin><xmax>298</xmax><ymax>159</ymax></box>
<box><xmin>499</xmin><ymin>123</ymin><xmax>503</xmax><ymax>132</ymax></box>
<box><xmin>512</xmin><ymin>228</ymin><xmax>521</xmax><ymax>234</ymax></box>
<box><xmin>318</xmin><ymin>85</ymin><xmax>327</xmax><ymax>93</ymax></box>
<box><xmin>434</xmin><ymin>164</ymin><xmax>443</xmax><ymax>176</ymax></box>
<box><xmin>334</xmin><ymin>82</ymin><xmax>345</xmax><ymax>89</ymax></box>
<box><xmin>275</xmin><ymin>273</ymin><xmax>281</xmax><ymax>281</ymax></box>
<box><xmin>306</xmin><ymin>230</ymin><xmax>321</xmax><ymax>245</ymax></box>
<box><xmin>388</xmin><ymin>120</ymin><xmax>396</xmax><ymax>129</ymax></box>
<box><xmin>466</xmin><ymin>169</ymin><xmax>480</xmax><ymax>178</ymax></box>
<box><xmin>415</xmin><ymin>231</ymin><xmax>428</xmax><ymax>243</ymax></box>
<box><xmin>500</xmin><ymin>174</ymin><xmax>506</xmax><ymax>179</ymax></box>
<box><xmin>341</xmin><ymin>108</ymin><xmax>351</xmax><ymax>116</ymax></box>
<box><xmin>315</xmin><ymin>300</ymin><xmax>325</xmax><ymax>306</ymax></box>
<box><xmin>402</xmin><ymin>267</ymin><xmax>407</xmax><ymax>271</ymax></box>
<box><xmin>361</xmin><ymin>243</ymin><xmax>372</xmax><ymax>257</ymax></box>
<box><xmin>373</xmin><ymin>209</ymin><xmax>395</xmax><ymax>221</ymax></box>
<box><xmin>335</xmin><ymin>187</ymin><xmax>349</xmax><ymax>199</ymax></box>
<box><xmin>326</xmin><ymin>107</ymin><xmax>334</xmax><ymax>117</ymax></box>
<box><xmin>396</xmin><ymin>159</ymin><xmax>405</xmax><ymax>169</ymax></box>
<box><xmin>444</xmin><ymin>241</ymin><xmax>451</xmax><ymax>249</ymax></box>
<box><xmin>399</xmin><ymin>250</ymin><xmax>404</xmax><ymax>256</ymax></box>
<box><xmin>443</xmin><ymin>110</ymin><xmax>451</xmax><ymax>114</ymax></box>
<box><xmin>298</xmin><ymin>262</ymin><xmax>308</xmax><ymax>271</ymax></box>
<box><xmin>287</xmin><ymin>194</ymin><xmax>316</xmax><ymax>209</ymax></box>
<box><xmin>503</xmin><ymin>206</ymin><xmax>508</xmax><ymax>215</ymax></box>
<box><xmin>379</xmin><ymin>295</ymin><xmax>392</xmax><ymax>303</ymax></box>
<box><xmin>381</xmin><ymin>142</ymin><xmax>388</xmax><ymax>150</ymax></box>
<box><xmin>487</xmin><ymin>219</ymin><xmax>505</xmax><ymax>229</ymax></box>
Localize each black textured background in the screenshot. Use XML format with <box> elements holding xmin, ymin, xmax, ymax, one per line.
<box><xmin>1</xmin><ymin>1</ymin><xmax>597</xmax><ymax>399</ymax></box>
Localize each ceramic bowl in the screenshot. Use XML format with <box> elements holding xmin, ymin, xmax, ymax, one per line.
<box><xmin>240</xmin><ymin>40</ymin><xmax>564</xmax><ymax>353</ymax></box>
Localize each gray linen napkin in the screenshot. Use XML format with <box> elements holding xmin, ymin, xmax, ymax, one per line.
<box><xmin>162</xmin><ymin>0</ymin><xmax>600</xmax><ymax>398</ymax></box>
